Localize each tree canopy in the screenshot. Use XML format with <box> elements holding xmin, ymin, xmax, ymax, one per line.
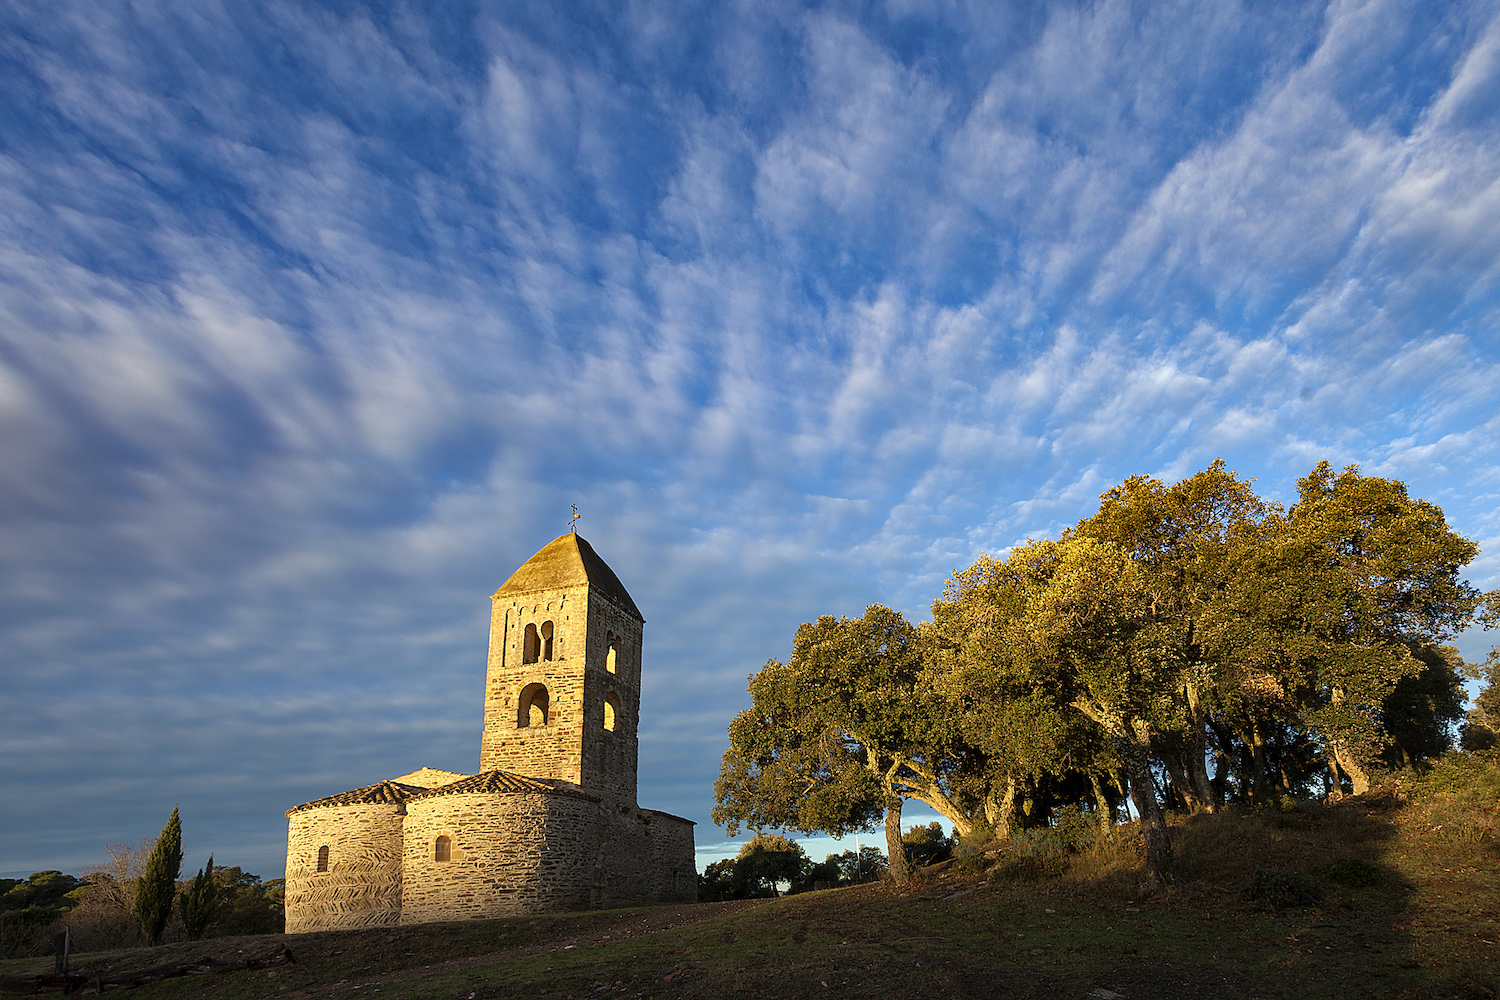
<box><xmin>712</xmin><ymin>604</ymin><xmax>975</xmax><ymax>883</ymax></box>
<box><xmin>714</xmin><ymin>461</ymin><xmax>1495</xmax><ymax>887</ymax></box>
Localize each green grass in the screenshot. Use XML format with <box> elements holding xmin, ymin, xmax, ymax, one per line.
<box><xmin>6</xmin><ymin>764</ymin><xmax>1499</xmax><ymax>1000</ymax></box>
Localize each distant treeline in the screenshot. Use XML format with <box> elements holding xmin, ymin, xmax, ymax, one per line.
<box><xmin>714</xmin><ymin>461</ymin><xmax>1500</xmax><ymax>885</ymax></box>
<box><xmin>0</xmin><ymin>857</ymin><xmax>283</xmax><ymax>959</ymax></box>
<box><xmin>698</xmin><ymin>822</ymin><xmax>963</xmax><ymax>901</ymax></box>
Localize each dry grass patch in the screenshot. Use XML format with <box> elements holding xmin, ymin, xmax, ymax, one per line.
<box><xmin>7</xmin><ymin>755</ymin><xmax>1499</xmax><ymax>1000</ymax></box>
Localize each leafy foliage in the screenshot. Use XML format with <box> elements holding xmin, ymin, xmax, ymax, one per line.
<box><xmin>178</xmin><ymin>856</ymin><xmax>218</xmax><ymax>941</ymax></box>
<box><xmin>809</xmin><ymin>847</ymin><xmax>889</xmax><ymax>886</ymax></box>
<box><xmin>714</xmin><ymin>461</ymin><xmax>1496</xmax><ymax>892</ymax></box>
<box><xmin>0</xmin><ymin>871</ymin><xmax>82</xmax><ymax>959</ymax></box>
<box><xmin>713</xmin><ymin>605</ymin><xmax>971</xmax><ymax>883</ymax></box>
<box><xmin>1460</xmin><ymin>650</ymin><xmax>1500</xmax><ymax>751</ymax></box>
<box><xmin>697</xmin><ymin>835</ymin><xmax>813</xmax><ymax>900</ymax></box>
<box><xmin>901</xmin><ymin>821</ymin><xmax>954</xmax><ymax>867</ymax></box>
<box><xmin>734</xmin><ymin>834</ymin><xmax>808</xmax><ymax>897</ymax></box>
<box><xmin>133</xmin><ymin>807</ymin><xmax>182</xmax><ymax>946</ymax></box>
<box><xmin>204</xmin><ymin>868</ymin><xmax>284</xmax><ymax>936</ymax></box>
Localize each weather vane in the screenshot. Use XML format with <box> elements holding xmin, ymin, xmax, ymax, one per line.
<box><xmin>569</xmin><ymin>505</ymin><xmax>581</xmax><ymax>534</ymax></box>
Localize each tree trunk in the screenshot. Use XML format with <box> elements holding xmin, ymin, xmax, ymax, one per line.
<box><xmin>1250</xmin><ymin>725</ymin><xmax>1268</xmax><ymax>805</ymax></box>
<box><xmin>892</xmin><ymin>759</ymin><xmax>976</xmax><ymax>839</ymax></box>
<box><xmin>1115</xmin><ymin>731</ymin><xmax>1173</xmax><ymax>886</ymax></box>
<box><xmin>1329</xmin><ymin>740</ymin><xmax>1372</xmax><ymax>795</ymax></box>
<box><xmin>1158</xmin><ymin>748</ymin><xmax>1198</xmax><ymax>813</ymax></box>
<box><xmin>1182</xmin><ymin>687</ymin><xmax>1218</xmax><ymax>813</ymax></box>
<box><xmin>1326</xmin><ymin>753</ymin><xmax>1344</xmax><ymax>800</ymax></box>
<box><xmin>1326</xmin><ymin>688</ymin><xmax>1374</xmax><ymax>795</ymax></box>
<box><xmin>1112</xmin><ymin>771</ymin><xmax>1131</xmax><ymax>820</ymax></box>
<box><xmin>884</xmin><ymin>795</ymin><xmax>909</xmax><ymax>886</ymax></box>
<box><xmin>1186</xmin><ymin>735</ymin><xmax>1216</xmax><ymax>811</ymax></box>
<box><xmin>1273</xmin><ymin>731</ymin><xmax>1294</xmax><ymax>795</ymax></box>
<box><xmin>984</xmin><ymin>776</ymin><xmax>1017</xmax><ymax>838</ymax></box>
<box><xmin>1207</xmin><ymin>719</ymin><xmax>1235</xmax><ymax>803</ymax></box>
<box><xmin>1017</xmin><ymin>784</ymin><xmax>1039</xmax><ymax>828</ymax></box>
<box><xmin>1089</xmin><ymin>771</ymin><xmax>1115</xmax><ymax>839</ymax></box>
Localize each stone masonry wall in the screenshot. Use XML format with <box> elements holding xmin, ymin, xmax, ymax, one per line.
<box><xmin>481</xmin><ymin>584</ymin><xmax>644</xmax><ymax>802</ymax></box>
<box><xmin>592</xmin><ymin>802</ymin><xmax>697</xmax><ymax>908</ymax></box>
<box><xmin>289</xmin><ymin>537</ymin><xmax>690</xmax><ymax>930</ymax></box>
<box><xmin>284</xmin><ymin>804</ymin><xmax>405</xmax><ymax>933</ymax></box>
<box><xmin>398</xmin><ymin>793</ymin><xmax>695</xmax><ymax>923</ymax></box>
<box><xmin>579</xmin><ymin>589</ymin><xmax>641</xmax><ymax>800</ymax></box>
<box><xmin>481</xmin><ymin>586</ymin><xmax>586</xmax><ymax>782</ymax></box>
<box><xmin>643</xmin><ymin>810</ymin><xmax>698</xmax><ymax>903</ymax></box>
<box><xmin>401</xmin><ymin>792</ymin><xmax>600</xmax><ymax>922</ymax></box>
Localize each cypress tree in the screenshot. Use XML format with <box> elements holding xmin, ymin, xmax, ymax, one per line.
<box><xmin>179</xmin><ymin>854</ymin><xmax>218</xmax><ymax>941</ymax></box>
<box><xmin>134</xmin><ymin>806</ymin><xmax>182</xmax><ymax>945</ymax></box>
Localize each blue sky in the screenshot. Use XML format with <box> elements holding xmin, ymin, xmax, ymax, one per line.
<box><xmin>2</xmin><ymin>0</ymin><xmax>1498</xmax><ymax>881</ymax></box>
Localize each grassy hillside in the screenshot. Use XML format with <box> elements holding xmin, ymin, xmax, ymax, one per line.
<box><xmin>4</xmin><ymin>759</ymin><xmax>1496</xmax><ymax>999</ymax></box>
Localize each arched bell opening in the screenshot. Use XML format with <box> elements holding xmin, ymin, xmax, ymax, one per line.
<box><xmin>518</xmin><ymin>683</ymin><xmax>550</xmax><ymax>728</ymax></box>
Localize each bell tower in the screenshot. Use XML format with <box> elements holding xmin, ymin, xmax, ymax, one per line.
<box><xmin>479</xmin><ymin>534</ymin><xmax>642</xmax><ymax>802</ymax></box>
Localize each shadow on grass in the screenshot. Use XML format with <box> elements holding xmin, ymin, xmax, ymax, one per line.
<box><xmin>11</xmin><ymin>785</ymin><xmax>1498</xmax><ymax>1000</ymax></box>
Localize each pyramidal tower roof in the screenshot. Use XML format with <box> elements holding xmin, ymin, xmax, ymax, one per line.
<box><xmin>493</xmin><ymin>533</ymin><xmax>642</xmax><ymax>619</ymax></box>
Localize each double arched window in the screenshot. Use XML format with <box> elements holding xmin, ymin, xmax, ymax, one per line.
<box><xmin>518</xmin><ymin>683</ymin><xmax>549</xmax><ymax>728</ymax></box>
<box><xmin>522</xmin><ymin>621</ymin><xmax>556</xmax><ymax>664</ymax></box>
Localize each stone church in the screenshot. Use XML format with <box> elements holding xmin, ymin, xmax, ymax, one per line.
<box><xmin>283</xmin><ymin>533</ymin><xmax>697</xmax><ymax>932</ymax></box>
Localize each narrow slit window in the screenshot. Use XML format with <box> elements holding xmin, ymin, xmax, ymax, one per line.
<box><xmin>606</xmin><ymin>634</ymin><xmax>618</xmax><ymax>674</ymax></box>
<box><xmin>316</xmin><ymin>845</ymin><xmax>329</xmax><ymax>872</ymax></box>
<box><xmin>523</xmin><ymin>623</ymin><xmax>539</xmax><ymax>664</ymax></box>
<box><xmin>540</xmin><ymin>620</ymin><xmax>554</xmax><ymax>661</ymax></box>
<box><xmin>434</xmin><ymin>835</ymin><xmax>451</xmax><ymax>863</ymax></box>
<box><xmin>604</xmin><ymin>691</ymin><xmax>620</xmax><ymax>732</ymax></box>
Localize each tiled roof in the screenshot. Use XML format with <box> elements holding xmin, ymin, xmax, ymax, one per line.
<box><xmin>407</xmin><ymin>769</ymin><xmax>596</xmax><ymax>801</ymax></box>
<box><xmin>389</xmin><ymin>766</ymin><xmax>472</xmax><ymax>788</ymax></box>
<box><xmin>493</xmin><ymin>533</ymin><xmax>642</xmax><ymax>619</ymax></box>
<box><xmin>285</xmin><ymin>779</ymin><xmax>425</xmax><ymax>816</ymax></box>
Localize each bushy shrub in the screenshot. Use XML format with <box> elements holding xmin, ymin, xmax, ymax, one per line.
<box><xmin>952</xmin><ymin>816</ymin><xmax>995</xmax><ymax>857</ymax></box>
<box><xmin>1401</xmin><ymin>750</ymin><xmax>1500</xmax><ymax>804</ymax></box>
<box><xmin>1049</xmin><ymin>805</ymin><xmax>1102</xmax><ymax>851</ymax></box>
<box><xmin>206</xmin><ymin>869</ymin><xmax>283</xmax><ymax>936</ymax></box>
<box><xmin>948</xmin><ymin>852</ymin><xmax>994</xmax><ymax>876</ymax></box>
<box><xmin>1395</xmin><ymin>750</ymin><xmax>1500</xmax><ymax>852</ymax></box>
<box><xmin>0</xmin><ymin>872</ymin><xmax>81</xmax><ymax>959</ymax></box>
<box><xmin>982</xmin><ymin>822</ymin><xmax>1080</xmax><ymax>882</ymax></box>
<box><xmin>56</xmin><ymin>879</ymin><xmax>141</xmax><ymax>952</ymax></box>
<box><xmin>989</xmin><ymin>853</ymin><xmax>1069</xmax><ymax>882</ymax></box>
<box><xmin>1241</xmin><ymin>867</ymin><xmax>1323</xmax><ymax>909</ymax></box>
<box><xmin>1326</xmin><ymin>857</ymin><xmax>1380</xmax><ymax>888</ymax></box>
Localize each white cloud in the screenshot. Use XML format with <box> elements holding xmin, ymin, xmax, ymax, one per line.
<box><xmin>3</xmin><ymin>0</ymin><xmax>1499</xmax><ymax>879</ymax></box>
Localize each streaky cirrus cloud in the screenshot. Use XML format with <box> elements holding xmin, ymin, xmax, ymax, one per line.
<box><xmin>1</xmin><ymin>0</ymin><xmax>1497</xmax><ymax>878</ymax></box>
